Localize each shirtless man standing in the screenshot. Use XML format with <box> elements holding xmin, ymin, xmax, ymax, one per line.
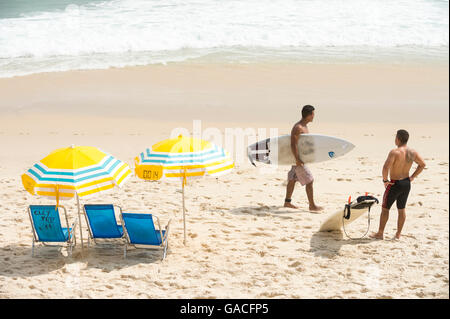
<box><xmin>284</xmin><ymin>105</ymin><xmax>323</xmax><ymax>212</ymax></box>
<box><xmin>371</xmin><ymin>129</ymin><xmax>426</xmax><ymax>240</ymax></box>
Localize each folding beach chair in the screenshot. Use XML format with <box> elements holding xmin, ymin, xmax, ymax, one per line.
<box><xmin>83</xmin><ymin>204</ymin><xmax>124</xmax><ymax>246</ymax></box>
<box><xmin>120</xmin><ymin>213</ymin><xmax>171</xmax><ymax>260</ymax></box>
<box><xmin>28</xmin><ymin>205</ymin><xmax>77</xmax><ymax>257</ymax></box>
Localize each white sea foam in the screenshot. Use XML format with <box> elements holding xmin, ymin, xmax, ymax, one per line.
<box><xmin>0</xmin><ymin>0</ymin><xmax>448</xmax><ymax>77</ymax></box>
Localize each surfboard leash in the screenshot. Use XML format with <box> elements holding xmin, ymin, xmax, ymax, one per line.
<box><xmin>341</xmin><ymin>195</ymin><xmax>379</xmax><ymax>240</ymax></box>
<box><xmin>342</xmin><ymin>206</ymin><xmax>371</xmax><ymax>240</ymax></box>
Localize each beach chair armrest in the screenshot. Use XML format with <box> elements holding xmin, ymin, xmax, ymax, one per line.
<box><xmin>70</xmin><ymin>220</ymin><xmax>78</xmax><ymax>235</ymax></box>
<box><xmin>65</xmin><ymin>220</ymin><xmax>78</xmax><ymax>243</ymax></box>
<box><xmin>163</xmin><ymin>219</ymin><xmax>171</xmax><ymax>242</ymax></box>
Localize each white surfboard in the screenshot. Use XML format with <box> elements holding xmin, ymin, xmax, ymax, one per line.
<box><xmin>247</xmin><ymin>134</ymin><xmax>354</xmax><ymax>166</ymax></box>
<box><xmin>319</xmin><ymin>197</ymin><xmax>378</xmax><ymax>232</ymax></box>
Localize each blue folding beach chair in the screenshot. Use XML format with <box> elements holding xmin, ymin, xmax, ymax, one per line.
<box><xmin>83</xmin><ymin>204</ymin><xmax>124</xmax><ymax>246</ymax></box>
<box><xmin>28</xmin><ymin>205</ymin><xmax>77</xmax><ymax>257</ymax></box>
<box><xmin>120</xmin><ymin>213</ymin><xmax>171</xmax><ymax>260</ymax></box>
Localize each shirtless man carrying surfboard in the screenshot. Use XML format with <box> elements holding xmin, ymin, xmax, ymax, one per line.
<box><xmin>370</xmin><ymin>129</ymin><xmax>426</xmax><ymax>240</ymax></box>
<box><xmin>284</xmin><ymin>105</ymin><xmax>323</xmax><ymax>212</ymax></box>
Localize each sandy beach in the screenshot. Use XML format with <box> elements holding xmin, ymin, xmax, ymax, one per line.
<box><xmin>0</xmin><ymin>62</ymin><xmax>448</xmax><ymax>298</ymax></box>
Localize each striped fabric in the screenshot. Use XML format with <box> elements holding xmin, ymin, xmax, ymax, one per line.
<box><xmin>135</xmin><ymin>135</ymin><xmax>234</xmax><ymax>183</ymax></box>
<box><xmin>21</xmin><ymin>146</ymin><xmax>132</xmax><ymax>200</ymax></box>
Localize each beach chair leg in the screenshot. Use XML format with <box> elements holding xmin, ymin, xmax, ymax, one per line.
<box><xmin>162</xmin><ymin>242</ymin><xmax>168</xmax><ymax>260</ymax></box>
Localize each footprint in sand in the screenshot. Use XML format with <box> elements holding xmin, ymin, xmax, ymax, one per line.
<box><xmin>250</xmin><ymin>232</ymin><xmax>273</xmax><ymax>237</ymax></box>
<box><xmin>289</xmin><ymin>261</ymin><xmax>301</xmax><ymax>268</ymax></box>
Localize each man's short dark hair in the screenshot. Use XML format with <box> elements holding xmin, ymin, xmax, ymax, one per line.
<box><xmin>302</xmin><ymin>105</ymin><xmax>315</xmax><ymax>118</ymax></box>
<box><xmin>396</xmin><ymin>129</ymin><xmax>409</xmax><ymax>145</ymax></box>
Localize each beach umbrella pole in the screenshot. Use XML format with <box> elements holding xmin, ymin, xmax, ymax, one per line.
<box><xmin>76</xmin><ymin>193</ymin><xmax>84</xmax><ymax>249</ymax></box>
<box><xmin>182</xmin><ymin>180</ymin><xmax>186</xmax><ymax>246</ymax></box>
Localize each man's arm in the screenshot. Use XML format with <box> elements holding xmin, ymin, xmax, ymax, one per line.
<box><xmin>410</xmin><ymin>151</ymin><xmax>426</xmax><ymax>182</ymax></box>
<box><xmin>290</xmin><ymin>125</ymin><xmax>304</xmax><ymax>166</ymax></box>
<box><xmin>382</xmin><ymin>150</ymin><xmax>396</xmax><ymax>188</ymax></box>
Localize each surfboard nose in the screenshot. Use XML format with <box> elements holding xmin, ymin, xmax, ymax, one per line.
<box><xmin>335</xmin><ymin>139</ymin><xmax>355</xmax><ymax>157</ymax></box>
<box><xmin>346</xmin><ymin>142</ymin><xmax>355</xmax><ymax>151</ymax></box>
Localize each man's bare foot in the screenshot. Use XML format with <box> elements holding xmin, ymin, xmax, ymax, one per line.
<box><xmin>370</xmin><ymin>232</ymin><xmax>384</xmax><ymax>240</ymax></box>
<box><xmin>394</xmin><ymin>233</ymin><xmax>401</xmax><ymax>240</ymax></box>
<box><xmin>309</xmin><ymin>205</ymin><xmax>323</xmax><ymax>212</ymax></box>
<box><xmin>284</xmin><ymin>202</ymin><xmax>298</xmax><ymax>209</ymax></box>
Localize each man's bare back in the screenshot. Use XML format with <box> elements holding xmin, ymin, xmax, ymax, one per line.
<box><xmin>388</xmin><ymin>146</ymin><xmax>417</xmax><ymax>180</ymax></box>
<box><xmin>290</xmin><ymin>121</ymin><xmax>308</xmax><ymax>162</ymax></box>
<box><xmin>291</xmin><ymin>121</ymin><xmax>309</xmax><ymax>137</ymax></box>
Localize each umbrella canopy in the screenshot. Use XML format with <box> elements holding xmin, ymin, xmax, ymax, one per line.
<box><xmin>21</xmin><ymin>145</ymin><xmax>132</xmax><ymax>247</ymax></box>
<box><xmin>22</xmin><ymin>145</ymin><xmax>131</xmax><ymax>200</ymax></box>
<box><xmin>134</xmin><ymin>135</ymin><xmax>234</xmax><ymax>244</ymax></box>
<box><xmin>135</xmin><ymin>135</ymin><xmax>234</xmax><ymax>182</ymax></box>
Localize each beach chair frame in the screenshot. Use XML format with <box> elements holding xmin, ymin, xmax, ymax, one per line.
<box><xmin>27</xmin><ymin>205</ymin><xmax>77</xmax><ymax>257</ymax></box>
<box><xmin>120</xmin><ymin>212</ymin><xmax>171</xmax><ymax>260</ymax></box>
<box><xmin>83</xmin><ymin>204</ymin><xmax>124</xmax><ymax>247</ymax></box>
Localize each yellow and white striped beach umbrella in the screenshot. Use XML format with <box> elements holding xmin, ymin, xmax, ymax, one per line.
<box><xmin>134</xmin><ymin>135</ymin><xmax>234</xmax><ymax>244</ymax></box>
<box><xmin>21</xmin><ymin>145</ymin><xmax>132</xmax><ymax>247</ymax></box>
<box><xmin>135</xmin><ymin>135</ymin><xmax>234</xmax><ymax>183</ymax></box>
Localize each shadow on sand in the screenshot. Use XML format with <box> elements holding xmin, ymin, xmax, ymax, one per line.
<box><xmin>229</xmin><ymin>205</ymin><xmax>374</xmax><ymax>258</ymax></box>
<box><xmin>310</xmin><ymin>231</ymin><xmax>373</xmax><ymax>258</ymax></box>
<box><xmin>0</xmin><ymin>242</ymin><xmax>165</xmax><ymax>278</ymax></box>
<box><xmin>229</xmin><ymin>205</ymin><xmax>313</xmax><ymax>218</ymax></box>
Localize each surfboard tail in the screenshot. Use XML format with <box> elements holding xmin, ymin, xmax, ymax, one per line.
<box><xmin>247</xmin><ymin>146</ymin><xmax>257</xmax><ymax>167</ymax></box>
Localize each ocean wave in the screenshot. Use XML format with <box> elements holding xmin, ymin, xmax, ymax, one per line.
<box><xmin>0</xmin><ymin>0</ymin><xmax>448</xmax><ymax>77</ymax></box>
